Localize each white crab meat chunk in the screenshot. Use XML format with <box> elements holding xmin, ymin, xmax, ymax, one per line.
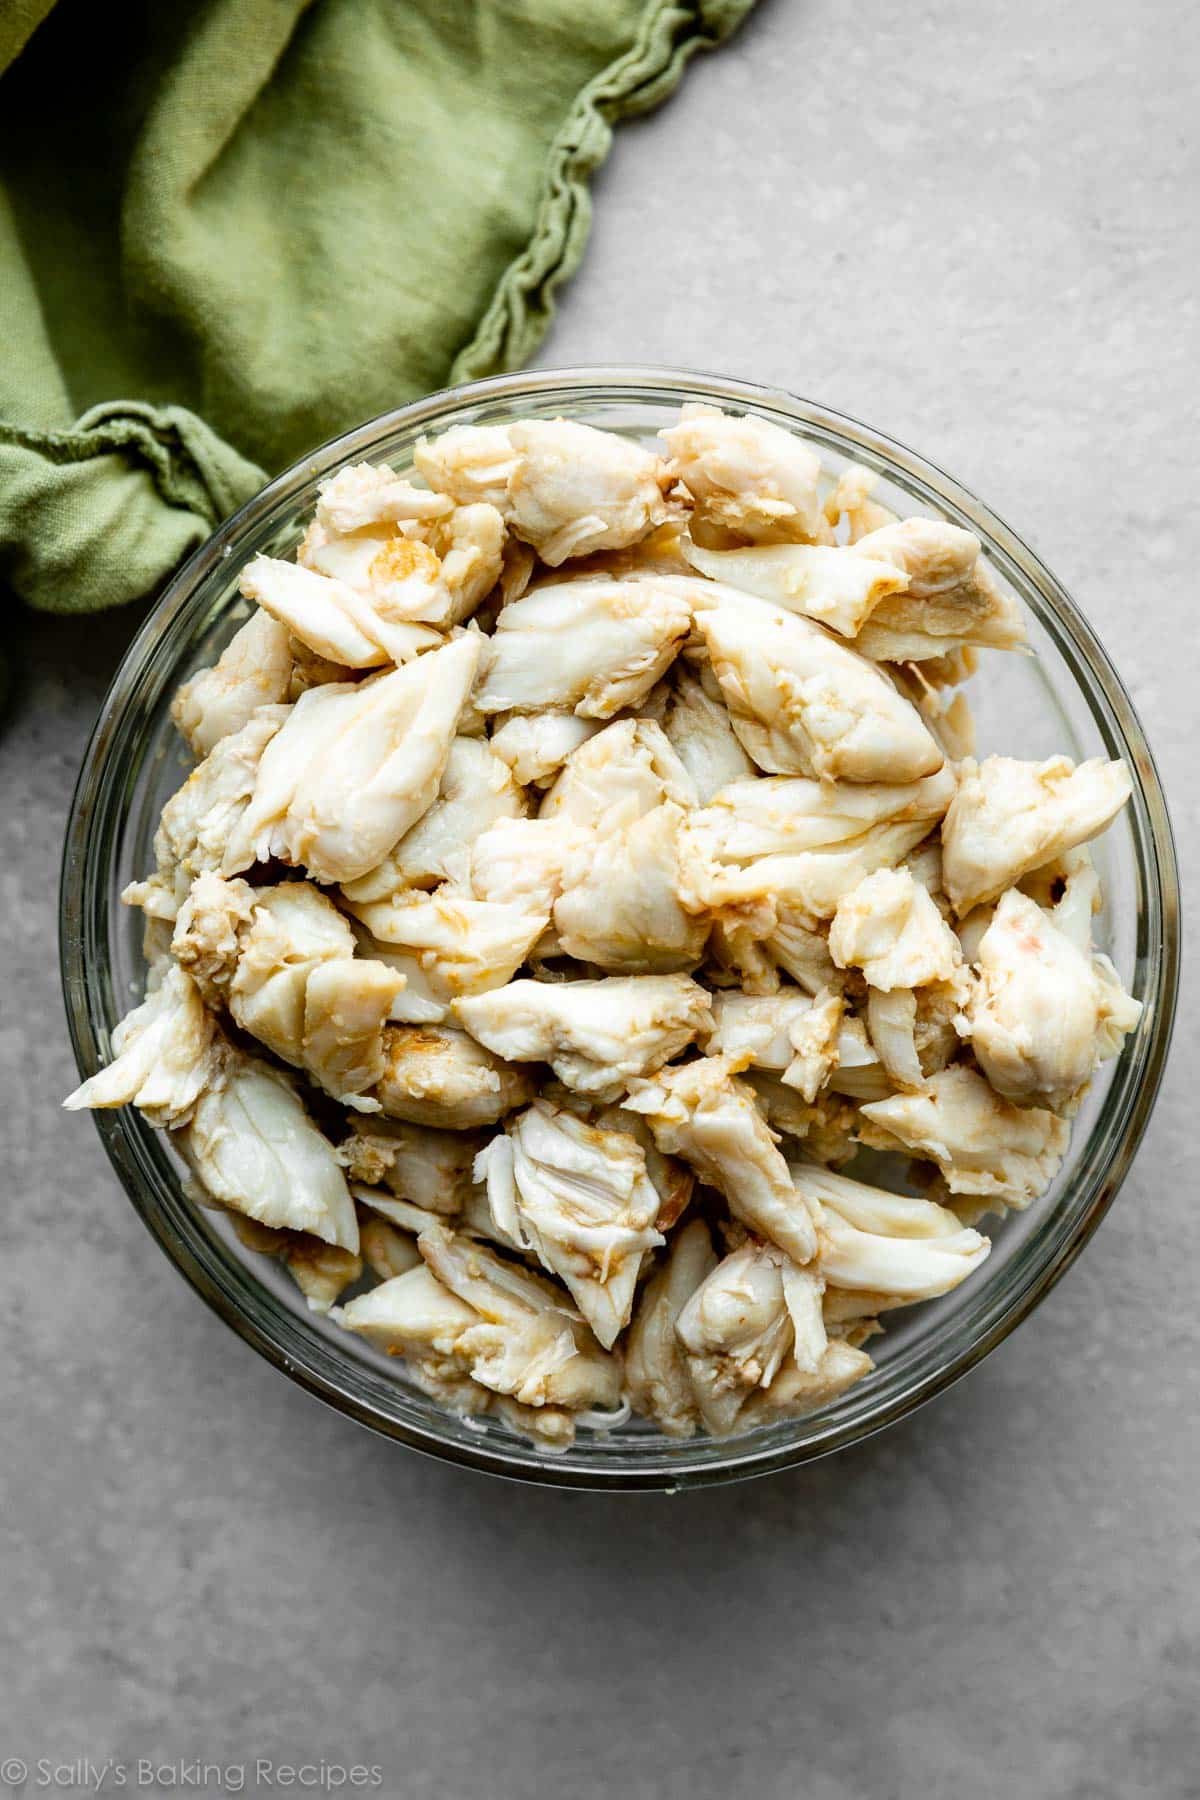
<box><xmin>168</xmin><ymin>869</ymin><xmax>257</xmax><ymax>1001</ymax></box>
<box><xmin>675</xmin><ymin>1241</ymin><xmax>828</xmax><ymax>1436</ymax></box>
<box><xmin>454</xmin><ymin>974</ymin><xmax>713</xmax><ymax>1098</ymax></box>
<box><xmin>657</xmin><ymin>664</ymin><xmax>755</xmax><ymax>802</ymax></box>
<box><xmin>682</xmin><ymin>537</ymin><xmax>908</xmax><ymax>638</ymax></box>
<box><xmin>302</xmin><ymin>474</ymin><xmax>505</xmax><ymax>632</ymax></box>
<box><xmin>343</xmin><ymin>888</ymin><xmax>548</xmax><ymax>1010</ymax></box>
<box><xmin>174</xmin><ymin>876</ymin><xmax>403</xmax><ymax>1102</ymax></box>
<box><xmin>467</xmin><ymin>816</ymin><xmax>585</xmax><ymax>914</ymax></box>
<box><xmin>829</xmin><ymin>866</ymin><xmax>964</xmax><ymax>990</ymax></box>
<box><xmin>659</xmin><ymin>403</ymin><xmax>826</xmax><ymax>544</ymax></box>
<box><xmin>704</xmin><ymin>989</ymin><xmax>844</xmax><ymax>1102</ymax></box>
<box><xmin>624</xmin><ymin>1056</ymin><xmax>819</xmax><ymax>1264</ymax></box>
<box><xmin>488</xmin><ymin>712</ymin><xmax>601</xmax><ymax>787</ymax></box>
<box><xmin>177</xmin><ymin>1051</ymin><xmax>359</xmax><ymax>1251</ymax></box>
<box><xmin>555</xmin><ymin>802</ymin><xmax>709</xmax><ymax>974</ymax></box>
<box><xmin>223</xmin><ymin>634</ymin><xmax>480</xmax><ymax>884</ymax></box>
<box><xmin>737</xmin><ymin>1339</ymin><xmax>875</xmax><ymax>1427</ymax></box>
<box><xmin>122</xmin><ymin>707</ymin><xmax>289</xmax><ymax>922</ymax></box>
<box><xmin>315</xmin><ymin>462</ymin><xmax>454</xmax><ymax>535</ymax></box>
<box><xmin>966</xmin><ymin>887</ymin><xmax>1142</xmax><ymax>1111</ymax></box>
<box><xmin>859</xmin><ymin>1064</ymin><xmax>1069</xmax><ymax>1209</ymax></box>
<box><xmin>171</xmin><ymin>610</ymin><xmax>295</xmax><ymax>757</ymax></box>
<box><xmin>291</xmin><ymin>517</ymin><xmax>437</xmax><ymax>626</ymax></box>
<box><xmin>63</xmin><ymin>964</ymin><xmax>220</xmax><ymax>1128</ymax></box>
<box><xmin>538</xmin><ymin>717</ymin><xmax>697</xmax><ymax>831</ymax></box>
<box><xmin>412</xmin><ymin>423</ymin><xmax>519</xmax><ymax>508</ymax></box>
<box><xmin>474</xmin><ymin>1101</ymin><xmax>665</xmax><ymax>1348</ymax></box>
<box><xmin>372</xmin><ymin>1023</ymin><xmax>536</xmax><ymax>1128</ymax></box>
<box><xmin>861</xmin><ymin>988</ymin><xmax>924</xmax><ymax>1091</ymax></box>
<box><xmin>765</xmin><ymin>906</ymin><xmax>844</xmax><ymax>994</ymax></box>
<box><xmin>790</xmin><ymin>1162</ymin><xmax>991</xmax><ymax>1301</ymax></box>
<box><xmin>475</xmin><ymin>577</ymin><xmax>691</xmax><ymax>719</ymax></box>
<box><xmin>339</xmin><ymin>1260</ymin><xmax>592</xmax><ymax>1449</ymax></box>
<box><xmin>824</xmin><ymin>463</ymin><xmax>899</xmax><ymax>541</ymax></box>
<box><xmin>341</xmin><ymin>737</ymin><xmax>526</xmax><ymax>902</ymax></box>
<box><xmin>243</xmin><ymin>552</ymin><xmax>445</xmax><ymax>668</ymax></box>
<box><xmin>692</xmin><ymin>589</ymin><xmax>943</xmax><ymax>784</ymax></box>
<box><xmin>848</xmin><ymin>518</ymin><xmax>1027</xmax><ymax>660</ymax></box>
<box><xmin>941</xmin><ymin>755</ymin><xmax>1133</xmax><ymax>915</ymax></box>
<box><xmin>419</xmin><ymin>1224</ymin><xmax>622</xmax><ymax>1409</ymax></box>
<box><xmin>623</xmin><ymin>1221</ymin><xmax>718</xmax><ymax>1437</ymax></box>
<box><xmin>418</xmin><ymin>418</ymin><xmax>675</xmax><ymax>564</ymax></box>
<box><xmin>335</xmin><ymin>1117</ymin><xmax>481</xmax><ymax>1214</ymax></box>
<box><xmin>677</xmin><ymin>766</ymin><xmax>957</xmax><ymax>920</ymax></box>
<box><xmin>299</xmin><ymin>959</ymin><xmax>409</xmax><ymax>1104</ymax></box>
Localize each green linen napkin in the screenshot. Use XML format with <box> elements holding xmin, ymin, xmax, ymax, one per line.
<box><xmin>0</xmin><ymin>0</ymin><xmax>755</xmax><ymax>618</ymax></box>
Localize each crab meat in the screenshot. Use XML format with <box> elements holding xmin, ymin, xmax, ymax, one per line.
<box><xmin>223</xmin><ymin>634</ymin><xmax>480</xmax><ymax>884</ymax></box>
<box><xmin>824</xmin><ymin>464</ymin><xmax>899</xmax><ymax>541</ymax></box>
<box><xmin>624</xmin><ymin>1057</ymin><xmax>819</xmax><ymax>1264</ymax></box>
<box><xmin>656</xmin><ymin>663</ymin><xmax>755</xmax><ymax>802</ymax></box>
<box><xmin>475</xmin><ymin>577</ymin><xmax>691</xmax><ymax>719</ymax></box>
<box><xmin>372</xmin><ymin>1023</ymin><xmax>536</xmax><ymax>1129</ymax></box>
<box><xmin>736</xmin><ymin>1340</ymin><xmax>875</xmax><ymax>1427</ymax></box>
<box><xmin>965</xmin><ymin>886</ymin><xmax>1142</xmax><ymax>1111</ymax></box>
<box><xmin>171</xmin><ymin>609</ymin><xmax>296</xmax><ymax>757</ymax></box>
<box><xmin>859</xmin><ymin>1064</ymin><xmax>1069</xmax><ymax>1209</ymax></box>
<box><xmin>467</xmin><ymin>816</ymin><xmax>584</xmax><ymax>913</ymax></box>
<box><xmin>358</xmin><ymin>1214</ymin><xmax>423</xmax><ymax>1282</ymax></box>
<box><xmin>789</xmin><ymin>1162</ymin><xmax>992</xmax><ymax>1301</ymax></box>
<box><xmin>624</xmin><ymin>1221</ymin><xmax>718</xmax><ymax>1438</ymax></box>
<box><xmin>849</xmin><ymin>518</ymin><xmax>1027</xmax><ymax>660</ymax></box>
<box><xmin>122</xmin><ymin>707</ymin><xmax>289</xmax><ymax>922</ymax></box>
<box><xmin>341</xmin><ymin>736</ymin><xmax>525</xmax><ymax>902</ymax></box>
<box><xmin>677</xmin><ymin>766</ymin><xmax>957</xmax><ymax>919</ymax></box>
<box><xmin>941</xmin><ymin>756</ymin><xmax>1133</xmax><ymax>915</ymax></box>
<box><xmin>335</xmin><ymin>1117</ymin><xmax>481</xmax><ymax>1214</ymax></box>
<box><xmin>474</xmin><ymin>1101</ymin><xmax>664</xmax><ymax>1348</ymax></box>
<box><xmin>554</xmin><ymin>801</ymin><xmax>710</xmax><ymax>974</ymax></box>
<box><xmin>418</xmin><ymin>419</ymin><xmax>675</xmax><ymax>564</ymax></box>
<box><xmin>177</xmin><ymin>1050</ymin><xmax>359</xmax><ymax>1251</ymax></box>
<box><xmin>681</xmin><ymin>536</ymin><xmax>908</xmax><ymax>638</ymax></box>
<box><xmin>704</xmin><ymin>989</ymin><xmax>844</xmax><ymax>1102</ymax></box>
<box><xmin>659</xmin><ymin>404</ymin><xmax>826</xmax><ymax>544</ymax></box>
<box><xmin>538</xmin><ymin>717</ymin><xmax>697</xmax><ymax>830</ymax></box>
<box><xmin>675</xmin><ymin>1241</ymin><xmax>827</xmax><ymax>1435</ymax></box>
<box><xmin>63</xmin><ymin>964</ymin><xmax>220</xmax><ymax>1128</ymax></box>
<box><xmin>343</xmin><ymin>888</ymin><xmax>548</xmax><ymax>1010</ymax></box>
<box><xmin>418</xmin><ymin>1223</ymin><xmax>622</xmax><ymax>1409</ymax></box>
<box><xmin>455</xmin><ymin>974</ymin><xmax>713</xmax><ymax>1098</ymax></box>
<box><xmin>488</xmin><ymin>712</ymin><xmax>601</xmax><ymax>787</ymax></box>
<box><xmin>315</xmin><ymin>463</ymin><xmax>454</xmax><ymax>535</ymax></box>
<box><xmin>173</xmin><ymin>875</ymin><xmax>402</xmax><ymax>1102</ymax></box>
<box><xmin>692</xmin><ymin>588</ymin><xmax>944</xmax><ymax>784</ymax></box>
<box><xmin>828</xmin><ymin>866</ymin><xmax>964</xmax><ymax>990</ymax></box>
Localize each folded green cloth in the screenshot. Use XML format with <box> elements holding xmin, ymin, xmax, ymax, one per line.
<box><xmin>0</xmin><ymin>0</ymin><xmax>755</xmax><ymax>617</ymax></box>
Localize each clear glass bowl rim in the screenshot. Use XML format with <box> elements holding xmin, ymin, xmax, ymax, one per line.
<box><xmin>60</xmin><ymin>363</ymin><xmax>1181</xmax><ymax>1490</ymax></box>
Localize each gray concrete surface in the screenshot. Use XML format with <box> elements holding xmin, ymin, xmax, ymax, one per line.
<box><xmin>3</xmin><ymin>2</ymin><xmax>1197</xmax><ymax>1796</ymax></box>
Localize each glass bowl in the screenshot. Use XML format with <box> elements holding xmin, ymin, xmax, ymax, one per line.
<box><xmin>60</xmin><ymin>367</ymin><xmax>1180</xmax><ymax>1489</ymax></box>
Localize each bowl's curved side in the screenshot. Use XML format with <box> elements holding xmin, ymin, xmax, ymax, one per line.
<box><xmin>59</xmin><ymin>368</ymin><xmax>1181</xmax><ymax>1490</ymax></box>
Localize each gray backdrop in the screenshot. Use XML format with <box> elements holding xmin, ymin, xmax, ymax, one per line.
<box><xmin>4</xmin><ymin>3</ymin><xmax>1196</xmax><ymax>1796</ymax></box>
